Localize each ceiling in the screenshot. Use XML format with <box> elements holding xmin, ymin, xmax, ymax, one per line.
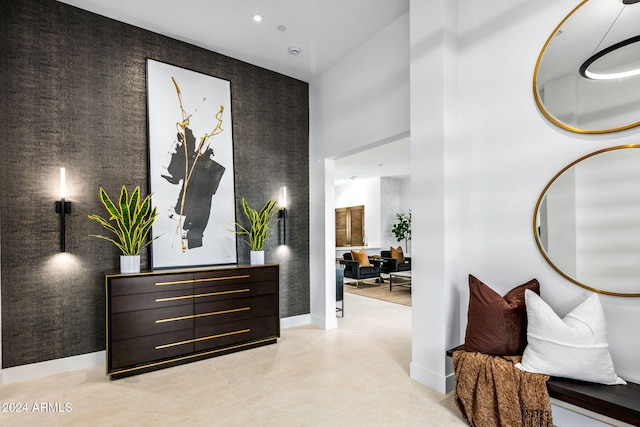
<box><xmin>56</xmin><ymin>0</ymin><xmax>409</xmax><ymax>83</ymax></box>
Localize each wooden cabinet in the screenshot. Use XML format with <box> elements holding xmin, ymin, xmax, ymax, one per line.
<box><xmin>335</xmin><ymin>205</ymin><xmax>365</xmax><ymax>247</ymax></box>
<box><xmin>106</xmin><ymin>265</ymin><xmax>279</xmax><ymax>378</ymax></box>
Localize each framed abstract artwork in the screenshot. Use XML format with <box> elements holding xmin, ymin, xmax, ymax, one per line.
<box><xmin>146</xmin><ymin>59</ymin><xmax>237</xmax><ymax>269</ymax></box>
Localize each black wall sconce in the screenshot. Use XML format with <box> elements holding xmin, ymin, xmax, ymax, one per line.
<box><xmin>55</xmin><ymin>167</ymin><xmax>72</xmax><ymax>252</ymax></box>
<box><xmin>278</xmin><ymin>186</ymin><xmax>288</xmax><ymax>245</ymax></box>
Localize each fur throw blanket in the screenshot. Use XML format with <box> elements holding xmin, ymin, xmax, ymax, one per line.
<box><xmin>453</xmin><ymin>350</ymin><xmax>552</xmax><ymax>427</ymax></box>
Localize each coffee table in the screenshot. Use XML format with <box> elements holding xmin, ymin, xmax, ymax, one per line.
<box><xmin>389</xmin><ymin>271</ymin><xmax>411</xmax><ymax>291</ymax></box>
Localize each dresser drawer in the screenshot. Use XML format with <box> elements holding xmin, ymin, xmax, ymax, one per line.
<box><xmin>193</xmin><ymin>279</ymin><xmax>277</xmax><ymax>304</ymax></box>
<box><xmin>193</xmin><ymin>265</ymin><xmax>278</xmax><ymax>285</ymax></box>
<box><xmin>110</xmin><ymin>329</ymin><xmax>194</xmax><ymax>369</ymax></box>
<box><xmin>110</xmin><ymin>305</ymin><xmax>194</xmax><ymax>341</ymax></box>
<box><xmin>194</xmin><ymin>316</ymin><xmax>279</xmax><ymax>352</ymax></box>
<box><xmin>110</xmin><ymin>273</ymin><xmax>194</xmax><ymax>296</ymax></box>
<box><xmin>111</xmin><ymin>288</ymin><xmax>194</xmax><ymax>313</ymax></box>
<box><xmin>194</xmin><ymin>294</ymin><xmax>277</xmax><ymax>328</ymax></box>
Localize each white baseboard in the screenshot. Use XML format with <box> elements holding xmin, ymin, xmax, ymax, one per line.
<box><xmin>1</xmin><ymin>351</ymin><xmax>105</xmax><ymax>386</ymax></box>
<box><xmin>309</xmin><ymin>313</ymin><xmax>338</xmax><ymax>330</ymax></box>
<box><xmin>409</xmin><ymin>361</ymin><xmax>449</xmax><ymax>394</ymax></box>
<box><xmin>280</xmin><ymin>314</ymin><xmax>311</xmax><ymax>329</ymax></box>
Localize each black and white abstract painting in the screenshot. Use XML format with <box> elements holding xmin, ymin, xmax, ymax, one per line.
<box><xmin>147</xmin><ymin>59</ymin><xmax>236</xmax><ymax>269</ymax></box>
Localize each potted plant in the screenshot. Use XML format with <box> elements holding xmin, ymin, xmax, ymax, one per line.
<box><xmin>233</xmin><ymin>197</ymin><xmax>280</xmax><ymax>265</ymax></box>
<box><xmin>391</xmin><ymin>210</ymin><xmax>411</xmax><ymax>254</ymax></box>
<box><xmin>88</xmin><ymin>185</ymin><xmax>159</xmax><ymax>273</ymax></box>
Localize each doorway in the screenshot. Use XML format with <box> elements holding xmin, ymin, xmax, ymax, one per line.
<box><xmin>333</xmin><ymin>137</ymin><xmax>411</xmax><ymax>314</ymax></box>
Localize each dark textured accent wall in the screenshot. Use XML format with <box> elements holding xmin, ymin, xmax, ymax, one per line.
<box><xmin>0</xmin><ymin>0</ymin><xmax>309</xmax><ymax>369</ymax></box>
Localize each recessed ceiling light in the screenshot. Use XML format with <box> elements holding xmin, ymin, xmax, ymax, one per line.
<box><xmin>277</xmin><ymin>25</ymin><xmax>287</xmax><ymax>32</ymax></box>
<box><xmin>253</xmin><ymin>14</ymin><xmax>263</xmax><ymax>22</ymax></box>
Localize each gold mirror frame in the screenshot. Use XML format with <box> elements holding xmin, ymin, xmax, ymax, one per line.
<box><xmin>533</xmin><ymin>144</ymin><xmax>640</xmax><ymax>297</ymax></box>
<box><xmin>533</xmin><ymin>0</ymin><xmax>640</xmax><ymax>134</ymax></box>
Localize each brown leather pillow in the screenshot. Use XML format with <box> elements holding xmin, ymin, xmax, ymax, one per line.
<box><xmin>463</xmin><ymin>274</ymin><xmax>540</xmax><ymax>356</ymax></box>
<box><xmin>350</xmin><ymin>249</ymin><xmax>371</xmax><ymax>267</ymax></box>
<box><xmin>390</xmin><ymin>246</ymin><xmax>405</xmax><ymax>264</ymax></box>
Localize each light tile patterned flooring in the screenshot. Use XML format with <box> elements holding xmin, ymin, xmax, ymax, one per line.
<box><xmin>0</xmin><ymin>292</ymin><xmax>467</xmax><ymax>426</ymax></box>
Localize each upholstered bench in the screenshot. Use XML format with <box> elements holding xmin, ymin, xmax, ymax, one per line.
<box><xmin>447</xmin><ymin>346</ymin><xmax>640</xmax><ymax>426</ymax></box>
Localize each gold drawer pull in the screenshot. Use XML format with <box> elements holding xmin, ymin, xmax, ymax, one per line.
<box><xmin>155</xmin><ymin>279</ymin><xmax>195</xmax><ymax>287</ymax></box>
<box><xmin>155</xmin><ymin>314</ymin><xmax>194</xmax><ymax>323</ymax></box>
<box><xmin>155</xmin><ymin>339</ymin><xmax>194</xmax><ymax>350</ymax></box>
<box><xmin>155</xmin><ymin>294</ymin><xmax>194</xmax><ymax>302</ymax></box>
<box><xmin>155</xmin><ymin>274</ymin><xmax>250</xmax><ymax>287</ymax></box>
<box><xmin>193</xmin><ymin>274</ymin><xmax>250</xmax><ymax>283</ymax></box>
<box><xmin>193</xmin><ymin>289</ymin><xmax>250</xmax><ymax>299</ymax></box>
<box><xmin>154</xmin><ymin>329</ymin><xmax>250</xmax><ymax>350</ymax></box>
<box><xmin>195</xmin><ymin>307</ymin><xmax>250</xmax><ymax>319</ymax></box>
<box><xmin>155</xmin><ymin>288</ymin><xmax>250</xmax><ymax>303</ymax></box>
<box><xmin>195</xmin><ymin>329</ymin><xmax>250</xmax><ymax>343</ymax></box>
<box><xmin>155</xmin><ymin>307</ymin><xmax>250</xmax><ymax>323</ymax></box>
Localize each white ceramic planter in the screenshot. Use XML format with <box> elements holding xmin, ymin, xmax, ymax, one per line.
<box><xmin>250</xmin><ymin>250</ymin><xmax>265</xmax><ymax>265</ymax></box>
<box><xmin>120</xmin><ymin>255</ymin><xmax>141</xmax><ymax>274</ymax></box>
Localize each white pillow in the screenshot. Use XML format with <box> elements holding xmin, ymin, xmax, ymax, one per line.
<box><xmin>515</xmin><ymin>290</ymin><xmax>626</xmax><ymax>385</ymax></box>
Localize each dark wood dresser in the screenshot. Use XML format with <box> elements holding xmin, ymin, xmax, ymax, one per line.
<box><xmin>106</xmin><ymin>264</ymin><xmax>280</xmax><ymax>379</ymax></box>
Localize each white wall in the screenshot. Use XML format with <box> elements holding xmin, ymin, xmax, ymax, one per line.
<box><xmin>381</xmin><ymin>177</ymin><xmax>411</xmax><ymax>252</ymax></box>
<box><xmin>311</xmin><ymin>0</ymin><xmax>640</xmax><ymax>396</ymax></box>
<box><xmin>309</xmin><ymin>12</ymin><xmax>410</xmax><ymax>159</ymax></box>
<box><xmin>409</xmin><ymin>0</ymin><xmax>463</xmax><ymax>393</ymax></box>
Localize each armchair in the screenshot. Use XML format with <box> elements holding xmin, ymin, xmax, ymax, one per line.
<box><xmin>380</xmin><ymin>249</ymin><xmax>411</xmax><ymax>273</ymax></box>
<box><xmin>340</xmin><ymin>251</ymin><xmax>382</xmax><ymax>287</ymax></box>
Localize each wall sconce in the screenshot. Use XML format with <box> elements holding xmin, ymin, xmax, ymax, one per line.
<box><xmin>278</xmin><ymin>186</ymin><xmax>288</xmax><ymax>245</ymax></box>
<box><xmin>54</xmin><ymin>167</ymin><xmax>72</xmax><ymax>252</ymax></box>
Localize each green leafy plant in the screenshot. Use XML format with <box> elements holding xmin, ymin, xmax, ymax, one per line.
<box><xmin>391</xmin><ymin>210</ymin><xmax>412</xmax><ymax>248</ymax></box>
<box><xmin>88</xmin><ymin>186</ymin><xmax>159</xmax><ymax>255</ymax></box>
<box><xmin>233</xmin><ymin>198</ymin><xmax>280</xmax><ymax>251</ymax></box>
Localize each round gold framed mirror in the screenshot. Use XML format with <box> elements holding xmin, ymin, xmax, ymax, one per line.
<box><xmin>533</xmin><ymin>0</ymin><xmax>640</xmax><ymax>133</ymax></box>
<box><xmin>534</xmin><ymin>145</ymin><xmax>640</xmax><ymax>296</ymax></box>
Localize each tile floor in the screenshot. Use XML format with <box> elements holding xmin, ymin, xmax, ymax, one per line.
<box><xmin>0</xmin><ymin>292</ymin><xmax>467</xmax><ymax>426</ymax></box>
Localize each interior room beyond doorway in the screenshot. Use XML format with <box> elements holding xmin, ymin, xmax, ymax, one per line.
<box><xmin>334</xmin><ymin>137</ymin><xmax>412</xmax><ymax>312</ymax></box>
<box><xmin>334</xmin><ymin>137</ymin><xmax>411</xmax><ymax>258</ymax></box>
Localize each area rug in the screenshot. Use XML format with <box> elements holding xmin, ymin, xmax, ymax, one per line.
<box><xmin>343</xmin><ymin>278</ymin><xmax>411</xmax><ymax>306</ymax></box>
